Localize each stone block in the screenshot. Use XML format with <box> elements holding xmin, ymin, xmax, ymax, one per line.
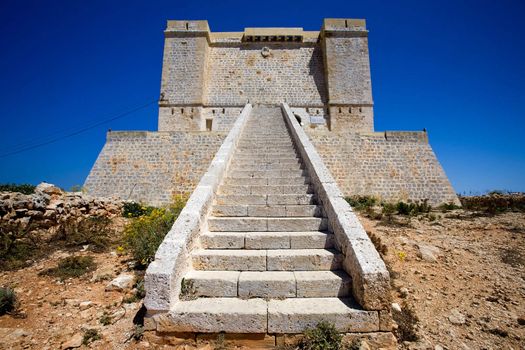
<box><xmin>267</xmin><ymin>298</ymin><xmax>380</xmax><ymax>333</ymax></box>
<box><xmin>200</xmin><ymin>232</ymin><xmax>245</xmax><ymax>249</ymax></box>
<box><xmin>267</xmin><ymin>194</ymin><xmax>315</xmax><ymax>205</ymax></box>
<box><xmin>208</xmin><ymin>217</ymin><xmax>267</xmax><ymax>232</ymax></box>
<box><xmin>295</xmin><ymin>270</ymin><xmax>351</xmax><ymax>297</ymax></box>
<box><xmin>238</xmin><ymin>271</ymin><xmax>296</xmax><ymax>298</ymax></box>
<box><xmin>192</xmin><ymin>249</ymin><xmax>266</xmax><ymax>271</ymax></box>
<box><xmin>212</xmin><ymin>205</ymin><xmax>248</xmax><ymax>217</ymax></box>
<box><xmin>184</xmin><ymin>270</ymin><xmax>240</xmax><ymax>297</ymax></box>
<box><xmin>267</xmin><ymin>249</ymin><xmax>342</xmax><ymax>271</ymax></box>
<box><xmin>159</xmin><ymin>298</ymin><xmax>267</xmax><ymax>333</ymax></box>
<box><xmin>267</xmin><ymin>217</ymin><xmax>327</xmax><ymax>232</ymax></box>
<box><xmin>245</xmin><ymin>232</ymin><xmax>290</xmax><ymax>249</ymax></box>
<box><xmin>289</xmin><ymin>231</ymin><xmax>334</xmax><ymax>249</ymax></box>
<box><xmin>247</xmin><ymin>205</ymin><xmax>286</xmax><ymax>217</ymax></box>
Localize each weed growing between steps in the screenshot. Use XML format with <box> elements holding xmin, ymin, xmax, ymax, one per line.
<box><xmin>123</xmin><ymin>195</ymin><xmax>187</xmax><ymax>267</ymax></box>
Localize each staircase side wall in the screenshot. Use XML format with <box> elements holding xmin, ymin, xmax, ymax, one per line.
<box><xmin>84</xmin><ymin>131</ymin><xmax>225</xmax><ymax>206</ymax></box>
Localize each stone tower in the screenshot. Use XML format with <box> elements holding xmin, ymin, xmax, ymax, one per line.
<box><xmin>85</xmin><ymin>19</ymin><xmax>458</xmax><ymax>206</ymax></box>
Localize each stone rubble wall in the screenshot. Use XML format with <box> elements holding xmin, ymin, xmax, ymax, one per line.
<box><xmin>307</xmin><ymin>130</ymin><xmax>460</xmax><ymax>206</ymax></box>
<box><xmin>0</xmin><ymin>182</ymin><xmax>122</xmax><ymax>232</ymax></box>
<box><xmin>84</xmin><ymin>131</ymin><xmax>226</xmax><ymax>206</ymax></box>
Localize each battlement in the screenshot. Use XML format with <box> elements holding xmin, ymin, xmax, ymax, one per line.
<box><xmin>165</xmin><ymin>20</ymin><xmax>210</xmax><ymax>34</ymax></box>
<box><xmin>322</xmin><ymin>18</ymin><xmax>367</xmax><ymax>32</ymax></box>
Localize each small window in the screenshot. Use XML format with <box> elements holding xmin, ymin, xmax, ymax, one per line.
<box><xmin>206</xmin><ymin>119</ymin><xmax>213</xmax><ymax>131</ymax></box>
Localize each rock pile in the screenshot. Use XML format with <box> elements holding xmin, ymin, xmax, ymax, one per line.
<box><xmin>0</xmin><ymin>182</ymin><xmax>122</xmax><ymax>232</ymax></box>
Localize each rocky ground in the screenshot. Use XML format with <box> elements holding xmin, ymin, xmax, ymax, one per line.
<box><xmin>1</xmin><ymin>193</ymin><xmax>524</xmax><ymax>349</ymax></box>
<box><xmin>360</xmin><ymin>209</ymin><xmax>525</xmax><ymax>350</ymax></box>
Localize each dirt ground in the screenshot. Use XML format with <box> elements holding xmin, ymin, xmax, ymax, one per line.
<box><xmin>1</xmin><ymin>209</ymin><xmax>524</xmax><ymax>349</ymax></box>
<box><xmin>360</xmin><ymin>209</ymin><xmax>525</xmax><ymax>350</ymax></box>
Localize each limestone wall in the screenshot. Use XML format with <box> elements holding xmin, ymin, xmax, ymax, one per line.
<box><xmin>84</xmin><ymin>131</ymin><xmax>225</xmax><ymax>206</ymax></box>
<box><xmin>160</xmin><ymin>21</ymin><xmax>210</xmax><ymax>105</ymax></box>
<box><xmin>307</xmin><ymin>130</ymin><xmax>459</xmax><ymax>205</ymax></box>
<box><xmin>158</xmin><ymin>107</ymin><xmax>243</xmax><ymax>132</ymax></box>
<box><xmin>204</xmin><ymin>44</ymin><xmax>327</xmax><ymax>106</ymax></box>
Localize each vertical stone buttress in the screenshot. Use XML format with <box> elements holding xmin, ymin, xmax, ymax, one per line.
<box><xmin>158</xmin><ymin>20</ymin><xmax>210</xmax><ymax>131</ymax></box>
<box><xmin>321</xmin><ymin>19</ymin><xmax>374</xmax><ymax>132</ymax></box>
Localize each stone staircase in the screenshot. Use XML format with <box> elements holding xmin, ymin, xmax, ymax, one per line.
<box><xmin>166</xmin><ymin>107</ymin><xmax>378</xmax><ymax>333</ymax></box>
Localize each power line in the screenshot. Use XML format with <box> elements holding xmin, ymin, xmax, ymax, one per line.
<box><xmin>0</xmin><ymin>99</ymin><xmax>157</xmax><ymax>158</ymax></box>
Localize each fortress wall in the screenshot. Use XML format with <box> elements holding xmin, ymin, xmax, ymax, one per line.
<box><xmin>328</xmin><ymin>106</ymin><xmax>374</xmax><ymax>132</ymax></box>
<box><xmin>84</xmin><ymin>131</ymin><xmax>225</xmax><ymax>206</ymax></box>
<box><xmin>204</xmin><ymin>44</ymin><xmax>327</xmax><ymax>106</ymax></box>
<box><xmin>308</xmin><ymin>131</ymin><xmax>459</xmax><ymax>205</ymax></box>
<box><xmin>158</xmin><ymin>107</ymin><xmax>243</xmax><ymax>132</ymax></box>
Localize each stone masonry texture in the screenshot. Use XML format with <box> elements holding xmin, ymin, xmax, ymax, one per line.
<box><xmin>84</xmin><ymin>18</ymin><xmax>459</xmax><ymax>206</ymax></box>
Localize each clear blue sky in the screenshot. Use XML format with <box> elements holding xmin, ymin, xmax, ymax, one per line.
<box><xmin>0</xmin><ymin>0</ymin><xmax>524</xmax><ymax>194</ymax></box>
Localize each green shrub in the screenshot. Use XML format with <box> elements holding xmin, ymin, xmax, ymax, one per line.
<box><xmin>298</xmin><ymin>321</ymin><xmax>342</xmax><ymax>350</ymax></box>
<box><xmin>40</xmin><ymin>255</ymin><xmax>97</xmax><ymax>280</ymax></box>
<box><xmin>69</xmin><ymin>185</ymin><xmax>85</xmax><ymax>192</ymax></box>
<box><xmin>460</xmin><ymin>193</ymin><xmax>525</xmax><ymax>214</ymax></box>
<box><xmin>131</xmin><ymin>324</ymin><xmax>144</xmax><ymax>341</ymax></box>
<box><xmin>123</xmin><ymin>273</ymin><xmax>146</xmax><ymax>303</ymax></box>
<box><xmin>344</xmin><ymin>196</ymin><xmax>377</xmax><ymax>211</ymax></box>
<box><xmin>59</xmin><ymin>216</ymin><xmax>114</xmax><ymax>251</ymax></box>
<box><xmin>122</xmin><ymin>202</ymin><xmax>155</xmax><ymax>218</ymax></box>
<box><xmin>0</xmin><ymin>183</ymin><xmax>36</xmax><ymax>195</ymax></box>
<box><xmin>438</xmin><ymin>202</ymin><xmax>461</xmax><ymax>212</ymax></box>
<box><xmin>396</xmin><ymin>199</ymin><xmax>431</xmax><ymax>216</ymax></box>
<box><xmin>123</xmin><ymin>196</ymin><xmax>186</xmax><ymax>267</ymax></box>
<box><xmin>393</xmin><ymin>302</ymin><xmax>419</xmax><ymax>342</ymax></box>
<box><xmin>0</xmin><ymin>221</ymin><xmax>39</xmax><ymax>270</ymax></box>
<box><xmin>82</xmin><ymin>329</ymin><xmax>101</xmax><ymax>345</ymax></box>
<box><xmin>99</xmin><ymin>312</ymin><xmax>113</xmax><ymax>326</ymax></box>
<box><xmin>0</xmin><ymin>287</ymin><xmax>17</xmax><ymax>315</ymax></box>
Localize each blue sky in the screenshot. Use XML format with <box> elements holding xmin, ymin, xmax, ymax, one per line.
<box><xmin>0</xmin><ymin>0</ymin><xmax>524</xmax><ymax>194</ymax></box>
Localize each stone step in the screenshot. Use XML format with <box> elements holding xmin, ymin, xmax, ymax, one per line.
<box><xmin>222</xmin><ymin>177</ymin><xmax>310</xmax><ymax>186</ymax></box>
<box><xmin>233</xmin><ymin>154</ymin><xmax>299</xmax><ymax>160</ymax></box>
<box><xmin>167</xmin><ymin>298</ymin><xmax>268</xmax><ymax>333</ymax></box>
<box><xmin>236</xmin><ymin>148</ymin><xmax>296</xmax><ymax>153</ymax></box>
<box><xmin>211</xmin><ymin>204</ymin><xmax>322</xmax><ymax>217</ymax></box>
<box><xmin>192</xmin><ymin>248</ymin><xmax>342</xmax><ymax>271</ymax></box>
<box><xmin>201</xmin><ymin>231</ymin><xmax>333</xmax><ymax>249</ymax></box>
<box><xmin>183</xmin><ymin>270</ymin><xmax>351</xmax><ymax>298</ymax></box>
<box><xmin>227</xmin><ymin>164</ymin><xmax>303</xmax><ymax>172</ymax></box>
<box><xmin>218</xmin><ymin>185</ymin><xmax>311</xmax><ymax>196</ymax></box>
<box><xmin>232</xmin><ymin>159</ymin><xmax>301</xmax><ymax>166</ymax></box>
<box><xmin>229</xmin><ymin>170</ymin><xmax>305</xmax><ymax>178</ymax></box>
<box><xmin>207</xmin><ymin>217</ymin><xmax>327</xmax><ymax>232</ymax></box>
<box><xmin>215</xmin><ymin>194</ymin><xmax>316</xmax><ymax>206</ymax></box>
<box><xmin>192</xmin><ymin>249</ymin><xmax>266</xmax><ymax>271</ymax></box>
<box><xmin>267</xmin><ymin>249</ymin><xmax>342</xmax><ymax>271</ymax></box>
<box><xmin>267</xmin><ymin>298</ymin><xmax>379</xmax><ymax>333</ymax></box>
<box><xmin>237</xmin><ymin>141</ymin><xmax>293</xmax><ymax>146</ymax></box>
